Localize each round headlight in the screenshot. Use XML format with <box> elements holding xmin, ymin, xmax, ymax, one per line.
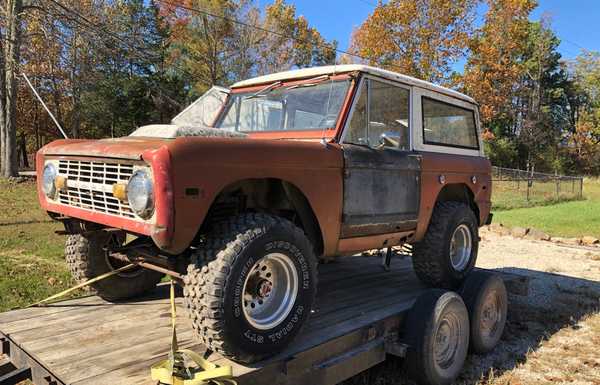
<box><xmin>42</xmin><ymin>163</ymin><xmax>57</xmax><ymax>198</ymax></box>
<box><xmin>127</xmin><ymin>169</ymin><xmax>154</xmax><ymax>219</ymax></box>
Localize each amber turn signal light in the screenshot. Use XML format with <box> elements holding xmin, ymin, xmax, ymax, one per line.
<box><xmin>112</xmin><ymin>183</ymin><xmax>128</xmax><ymax>201</ymax></box>
<box><xmin>54</xmin><ymin>175</ymin><xmax>67</xmax><ymax>191</ymax></box>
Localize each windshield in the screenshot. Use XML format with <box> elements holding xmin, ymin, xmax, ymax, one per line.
<box><xmin>215</xmin><ymin>79</ymin><xmax>351</xmax><ymax>132</ymax></box>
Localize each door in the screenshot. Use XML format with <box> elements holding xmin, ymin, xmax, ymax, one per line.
<box><xmin>340</xmin><ymin>77</ymin><xmax>421</xmax><ymax>238</ymax></box>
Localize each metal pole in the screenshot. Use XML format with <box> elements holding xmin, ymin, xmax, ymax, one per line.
<box><xmin>21</xmin><ymin>72</ymin><xmax>69</xmax><ymax>139</ymax></box>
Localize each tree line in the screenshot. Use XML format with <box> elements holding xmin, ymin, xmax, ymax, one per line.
<box><xmin>1</xmin><ymin>0</ymin><xmax>599</xmax><ymax>177</ymax></box>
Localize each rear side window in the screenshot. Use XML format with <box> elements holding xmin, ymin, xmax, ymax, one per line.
<box><xmin>422</xmin><ymin>97</ymin><xmax>479</xmax><ymax>149</ymax></box>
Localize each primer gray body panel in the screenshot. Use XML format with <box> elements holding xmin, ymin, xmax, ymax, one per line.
<box><xmin>341</xmin><ymin>145</ymin><xmax>421</xmax><ymax>238</ymax></box>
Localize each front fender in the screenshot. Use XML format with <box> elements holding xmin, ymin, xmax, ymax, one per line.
<box><xmin>163</xmin><ymin>138</ymin><xmax>344</xmax><ymax>255</ymax></box>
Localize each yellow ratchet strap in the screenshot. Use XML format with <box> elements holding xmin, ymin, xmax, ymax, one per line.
<box><xmin>29</xmin><ymin>263</ymin><xmax>136</xmax><ymax>307</ymax></box>
<box><xmin>150</xmin><ymin>279</ymin><xmax>237</xmax><ymax>385</ymax></box>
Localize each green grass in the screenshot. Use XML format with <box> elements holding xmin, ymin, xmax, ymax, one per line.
<box><xmin>492</xmin><ymin>179</ymin><xmax>583</xmax><ymax>210</ymax></box>
<box><xmin>493</xmin><ymin>178</ymin><xmax>600</xmax><ymax>238</ymax></box>
<box><xmin>0</xmin><ymin>179</ymin><xmax>73</xmax><ymax>311</ymax></box>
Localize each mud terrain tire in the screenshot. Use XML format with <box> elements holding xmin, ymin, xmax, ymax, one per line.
<box><xmin>65</xmin><ymin>232</ymin><xmax>163</xmax><ymax>301</ymax></box>
<box><xmin>183</xmin><ymin>213</ymin><xmax>318</xmax><ymax>363</ymax></box>
<box><xmin>412</xmin><ymin>202</ymin><xmax>479</xmax><ymax>288</ymax></box>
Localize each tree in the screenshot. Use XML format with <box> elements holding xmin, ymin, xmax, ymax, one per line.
<box><xmin>350</xmin><ymin>0</ymin><xmax>477</xmax><ymax>83</ymax></box>
<box><xmin>565</xmin><ymin>51</ymin><xmax>600</xmax><ymax>174</ymax></box>
<box><xmin>256</xmin><ymin>0</ymin><xmax>336</xmax><ymax>75</ymax></box>
<box><xmin>1</xmin><ymin>0</ymin><xmax>23</xmax><ymax>177</ymax></box>
<box><xmin>158</xmin><ymin>0</ymin><xmax>243</xmax><ymax>95</ymax></box>
<box><xmin>462</xmin><ymin>0</ymin><xmax>536</xmax><ymax>130</ymax></box>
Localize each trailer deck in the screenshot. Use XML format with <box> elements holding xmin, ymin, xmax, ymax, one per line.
<box><xmin>0</xmin><ymin>256</ymin><xmax>528</xmax><ymax>385</ymax></box>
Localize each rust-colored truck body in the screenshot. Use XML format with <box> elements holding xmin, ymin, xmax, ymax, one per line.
<box><xmin>37</xmin><ymin>65</ymin><xmax>492</xmax><ymax>258</ymax></box>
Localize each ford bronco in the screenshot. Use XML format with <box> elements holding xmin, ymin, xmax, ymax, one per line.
<box><xmin>36</xmin><ymin>65</ymin><xmax>492</xmax><ymax>363</ymax></box>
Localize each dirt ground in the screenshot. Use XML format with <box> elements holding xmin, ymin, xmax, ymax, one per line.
<box><xmin>345</xmin><ymin>229</ymin><xmax>600</xmax><ymax>385</ymax></box>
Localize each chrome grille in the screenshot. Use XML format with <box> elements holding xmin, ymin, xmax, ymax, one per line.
<box><xmin>57</xmin><ymin>159</ymin><xmax>136</xmax><ymax>218</ymax></box>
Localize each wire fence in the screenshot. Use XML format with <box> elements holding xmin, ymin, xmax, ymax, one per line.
<box><xmin>492</xmin><ymin>166</ymin><xmax>584</xmax><ymax>210</ymax></box>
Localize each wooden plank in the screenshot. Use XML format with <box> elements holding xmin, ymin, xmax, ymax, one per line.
<box><xmin>22</xmin><ymin>311</ymin><xmax>187</xmax><ymax>365</ymax></box>
<box><xmin>9</xmin><ymin>299</ymin><xmax>174</xmax><ymax>342</ymax></box>
<box><xmin>0</xmin><ymin>296</ymin><xmax>100</xmax><ymax>325</ymax></box>
<box><xmin>52</xmin><ymin>330</ymin><xmax>195</xmax><ymax>383</ymax></box>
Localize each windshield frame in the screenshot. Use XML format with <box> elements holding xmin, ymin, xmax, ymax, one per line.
<box><xmin>214</xmin><ymin>73</ymin><xmax>356</xmax><ymax>140</ymax></box>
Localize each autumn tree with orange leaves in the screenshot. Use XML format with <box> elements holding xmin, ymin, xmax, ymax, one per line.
<box><xmin>462</xmin><ymin>0</ymin><xmax>536</xmax><ymax>128</ymax></box>
<box><xmin>350</xmin><ymin>0</ymin><xmax>478</xmax><ymax>84</ymax></box>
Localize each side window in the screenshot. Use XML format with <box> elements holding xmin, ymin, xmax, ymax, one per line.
<box><xmin>345</xmin><ymin>81</ymin><xmax>367</xmax><ymax>145</ymax></box>
<box><xmin>344</xmin><ymin>79</ymin><xmax>410</xmax><ymax>150</ymax></box>
<box><xmin>369</xmin><ymin>80</ymin><xmax>410</xmax><ymax>150</ymax></box>
<box><xmin>422</xmin><ymin>97</ymin><xmax>479</xmax><ymax>149</ymax></box>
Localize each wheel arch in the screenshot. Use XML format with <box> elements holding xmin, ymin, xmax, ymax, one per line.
<box><xmin>198</xmin><ymin>178</ymin><xmax>325</xmax><ymax>256</ymax></box>
<box><xmin>435</xmin><ymin>183</ymin><xmax>480</xmax><ymax>224</ymax></box>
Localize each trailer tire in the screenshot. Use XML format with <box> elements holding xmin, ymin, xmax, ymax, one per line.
<box><xmin>459</xmin><ymin>271</ymin><xmax>507</xmax><ymax>354</ymax></box>
<box><xmin>412</xmin><ymin>202</ymin><xmax>479</xmax><ymax>288</ymax></box>
<box><xmin>404</xmin><ymin>289</ymin><xmax>469</xmax><ymax>385</ymax></box>
<box><xmin>183</xmin><ymin>213</ymin><xmax>318</xmax><ymax>363</ymax></box>
<box><xmin>65</xmin><ymin>232</ymin><xmax>163</xmax><ymax>301</ymax></box>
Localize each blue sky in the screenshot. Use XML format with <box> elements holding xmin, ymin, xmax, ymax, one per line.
<box><xmin>288</xmin><ymin>0</ymin><xmax>600</xmax><ymax>69</ymax></box>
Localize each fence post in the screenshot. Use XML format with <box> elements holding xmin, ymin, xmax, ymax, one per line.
<box><xmin>555</xmin><ymin>172</ymin><xmax>559</xmax><ymax>200</ymax></box>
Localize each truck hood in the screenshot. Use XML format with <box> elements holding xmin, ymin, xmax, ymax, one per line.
<box><xmin>40</xmin><ymin>125</ymin><xmax>249</xmax><ymax>160</ymax></box>
<box><xmin>39</xmin><ymin>137</ymin><xmax>174</xmax><ymax>160</ymax></box>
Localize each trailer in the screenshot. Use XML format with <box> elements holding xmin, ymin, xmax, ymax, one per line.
<box><xmin>0</xmin><ymin>255</ymin><xmax>528</xmax><ymax>385</ymax></box>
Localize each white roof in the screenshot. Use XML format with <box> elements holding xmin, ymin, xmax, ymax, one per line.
<box><xmin>231</xmin><ymin>64</ymin><xmax>476</xmax><ymax>104</ymax></box>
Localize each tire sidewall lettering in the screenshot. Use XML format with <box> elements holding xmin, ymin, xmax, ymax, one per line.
<box><xmin>225</xmin><ymin>235</ymin><xmax>315</xmax><ymax>351</ymax></box>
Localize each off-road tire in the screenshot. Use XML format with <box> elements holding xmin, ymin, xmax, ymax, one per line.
<box><xmin>183</xmin><ymin>213</ymin><xmax>318</xmax><ymax>363</ymax></box>
<box><xmin>65</xmin><ymin>232</ymin><xmax>163</xmax><ymax>301</ymax></box>
<box><xmin>412</xmin><ymin>202</ymin><xmax>479</xmax><ymax>288</ymax></box>
<box><xmin>404</xmin><ymin>290</ymin><xmax>470</xmax><ymax>385</ymax></box>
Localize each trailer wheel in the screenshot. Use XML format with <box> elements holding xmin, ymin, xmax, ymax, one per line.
<box><xmin>183</xmin><ymin>213</ymin><xmax>318</xmax><ymax>363</ymax></box>
<box><xmin>65</xmin><ymin>232</ymin><xmax>163</xmax><ymax>301</ymax></box>
<box><xmin>412</xmin><ymin>202</ymin><xmax>479</xmax><ymax>288</ymax></box>
<box><xmin>459</xmin><ymin>271</ymin><xmax>507</xmax><ymax>354</ymax></box>
<box><xmin>404</xmin><ymin>290</ymin><xmax>469</xmax><ymax>385</ymax></box>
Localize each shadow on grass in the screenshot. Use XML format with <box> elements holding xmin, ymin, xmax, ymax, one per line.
<box><xmin>341</xmin><ymin>268</ymin><xmax>600</xmax><ymax>385</ymax></box>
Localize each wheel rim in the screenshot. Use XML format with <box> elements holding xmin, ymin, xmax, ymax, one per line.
<box><xmin>479</xmin><ymin>289</ymin><xmax>503</xmax><ymax>339</ymax></box>
<box><xmin>450</xmin><ymin>224</ymin><xmax>472</xmax><ymax>271</ymax></box>
<box><xmin>242</xmin><ymin>252</ymin><xmax>299</xmax><ymax>330</ymax></box>
<box><xmin>433</xmin><ymin>312</ymin><xmax>462</xmax><ymax>370</ymax></box>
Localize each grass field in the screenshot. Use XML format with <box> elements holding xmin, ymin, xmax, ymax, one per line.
<box><xmin>491</xmin><ymin>178</ymin><xmax>583</xmax><ymax>211</ymax></box>
<box><xmin>0</xmin><ymin>178</ymin><xmax>72</xmax><ymax>311</ymax></box>
<box><xmin>493</xmin><ymin>178</ymin><xmax>600</xmax><ymax>238</ymax></box>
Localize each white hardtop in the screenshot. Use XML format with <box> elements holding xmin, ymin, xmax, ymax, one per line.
<box><xmin>231</xmin><ymin>64</ymin><xmax>476</xmax><ymax>105</ymax></box>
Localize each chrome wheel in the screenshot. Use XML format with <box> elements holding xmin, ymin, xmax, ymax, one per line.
<box><xmin>433</xmin><ymin>312</ymin><xmax>462</xmax><ymax>370</ymax></box>
<box><xmin>479</xmin><ymin>289</ymin><xmax>503</xmax><ymax>339</ymax></box>
<box><xmin>450</xmin><ymin>224</ymin><xmax>472</xmax><ymax>271</ymax></box>
<box><xmin>242</xmin><ymin>253</ymin><xmax>299</xmax><ymax>330</ymax></box>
